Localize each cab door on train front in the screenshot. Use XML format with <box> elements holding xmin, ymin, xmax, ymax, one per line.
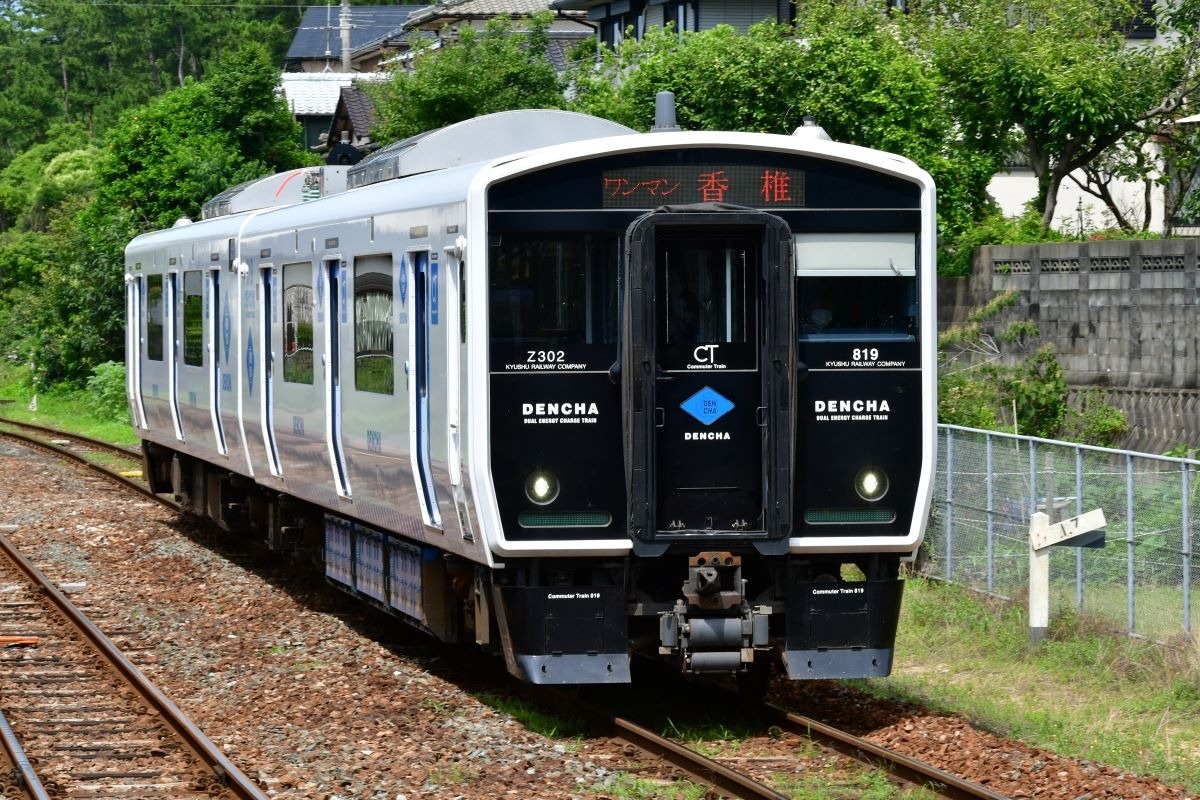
<box><xmin>622</xmin><ymin>210</ymin><xmax>794</xmax><ymax>556</ymax></box>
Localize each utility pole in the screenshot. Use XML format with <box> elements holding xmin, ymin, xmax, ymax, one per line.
<box><xmin>341</xmin><ymin>0</ymin><xmax>352</xmax><ymax>72</ymax></box>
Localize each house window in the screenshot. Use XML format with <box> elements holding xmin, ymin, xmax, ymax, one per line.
<box><xmin>600</xmin><ymin>0</ymin><xmax>647</xmax><ymax>46</ymax></box>
<box><xmin>1123</xmin><ymin>0</ymin><xmax>1156</xmax><ymax>39</ymax></box>
<box><xmin>663</xmin><ymin>1</ymin><xmax>690</xmax><ymax>34</ymax></box>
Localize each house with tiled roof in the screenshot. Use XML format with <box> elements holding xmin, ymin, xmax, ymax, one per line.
<box><xmin>549</xmin><ymin>0</ymin><xmax>794</xmax><ymax>47</ymax></box>
<box><xmin>285</xmin><ymin>4</ymin><xmax>426</xmax><ymax>72</ymax></box>
<box><xmin>279</xmin><ymin>72</ymin><xmax>389</xmax><ymax>150</ymax></box>
<box><xmin>397</xmin><ymin>0</ymin><xmax>592</xmax><ymax>80</ymax></box>
<box><xmin>325</xmin><ymin>84</ymin><xmax>380</xmax><ymax>162</ymax></box>
<box><xmin>404</xmin><ymin>0</ymin><xmax>590</xmax><ymax>37</ymax></box>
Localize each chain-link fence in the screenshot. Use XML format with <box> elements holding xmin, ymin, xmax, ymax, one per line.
<box><xmin>922</xmin><ymin>425</ymin><xmax>1200</xmax><ymax>643</ymax></box>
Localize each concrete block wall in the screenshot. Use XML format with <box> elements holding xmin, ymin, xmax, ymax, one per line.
<box><xmin>938</xmin><ymin>239</ymin><xmax>1200</xmax><ymax>450</ymax></box>
<box><xmin>947</xmin><ymin>239</ymin><xmax>1200</xmax><ymax>390</ymax></box>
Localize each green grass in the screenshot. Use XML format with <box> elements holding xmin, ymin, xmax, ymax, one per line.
<box><xmin>472</xmin><ymin>691</ymin><xmax>589</xmax><ymax>739</ymax></box>
<box><xmin>772</xmin><ymin>770</ymin><xmax>940</xmax><ymax>800</ymax></box>
<box><xmin>598</xmin><ymin>773</ymin><xmax>712</xmax><ymax>800</ymax></box>
<box><xmin>0</xmin><ymin>361</ymin><xmax>138</xmax><ymax>445</ymax></box>
<box><xmin>862</xmin><ymin>576</ymin><xmax>1200</xmax><ymax>793</ymax></box>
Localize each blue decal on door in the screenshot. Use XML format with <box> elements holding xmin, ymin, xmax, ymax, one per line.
<box><xmin>430</xmin><ymin>260</ymin><xmax>439</xmax><ymax>325</ymax></box>
<box><xmin>680</xmin><ymin>387</ymin><xmax>733</xmax><ymax>426</ymax></box>
<box><xmin>316</xmin><ymin>266</ymin><xmax>326</xmax><ymax>321</ymax></box>
<box><xmin>246</xmin><ymin>333</ymin><xmax>255</xmax><ymax>396</ymax></box>
<box><xmin>222</xmin><ymin>299</ymin><xmax>231</xmax><ymax>363</ymax></box>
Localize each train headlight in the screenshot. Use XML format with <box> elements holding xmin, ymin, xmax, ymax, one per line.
<box><xmin>524</xmin><ymin>470</ymin><xmax>560</xmax><ymax>505</ymax></box>
<box><xmin>855</xmin><ymin>467</ymin><xmax>889</xmax><ymax>502</ymax></box>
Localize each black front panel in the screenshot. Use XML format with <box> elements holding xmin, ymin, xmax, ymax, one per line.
<box><xmin>487</xmin><ymin>231</ymin><xmax>626</xmax><ymax>540</ymax></box>
<box><xmin>795</xmin><ymin>358</ymin><xmax>922</xmax><ymax>533</ymax></box>
<box><xmin>489</xmin><ymin>372</ymin><xmax>625</xmax><ymax>540</ymax></box>
<box><xmin>794</xmin><ymin>270</ymin><xmax>922</xmax><ymax>535</ymax></box>
<box><xmin>622</xmin><ymin>211</ymin><xmax>794</xmax><ymax>556</ymax></box>
<box><xmin>489</xmin><ymin>148</ymin><xmax>920</xmax><ymax>212</ymax></box>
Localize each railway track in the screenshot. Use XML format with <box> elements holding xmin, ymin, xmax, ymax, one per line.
<box><xmin>551</xmin><ymin>680</ymin><xmax>1010</xmax><ymax>800</ymax></box>
<box><xmin>0</xmin><ymin>417</ymin><xmax>166</xmax><ymax>507</ymax></box>
<box><xmin>0</xmin><ymin>523</ymin><xmax>266</xmax><ymax>799</ymax></box>
<box><xmin>0</xmin><ymin>418</ymin><xmax>1010</xmax><ymax>799</ymax></box>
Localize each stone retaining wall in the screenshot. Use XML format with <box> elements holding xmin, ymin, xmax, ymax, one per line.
<box><xmin>938</xmin><ymin>240</ymin><xmax>1200</xmax><ymax>451</ymax></box>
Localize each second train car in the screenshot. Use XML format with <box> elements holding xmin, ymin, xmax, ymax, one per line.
<box><xmin>125</xmin><ymin>102</ymin><xmax>936</xmax><ymax>685</ymax></box>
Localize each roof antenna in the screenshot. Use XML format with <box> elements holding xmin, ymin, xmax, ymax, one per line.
<box><xmin>793</xmin><ymin>115</ymin><xmax>832</xmax><ymax>141</ymax></box>
<box><xmin>651</xmin><ymin>91</ymin><xmax>680</xmax><ymax>132</ymax></box>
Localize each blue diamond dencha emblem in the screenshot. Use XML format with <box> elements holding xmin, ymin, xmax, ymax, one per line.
<box><xmin>680</xmin><ymin>387</ymin><xmax>734</xmax><ymax>426</ymax></box>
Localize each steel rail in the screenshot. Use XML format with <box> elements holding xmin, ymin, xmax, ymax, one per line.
<box><xmin>0</xmin><ymin>427</ymin><xmax>172</xmax><ymax>509</ymax></box>
<box><xmin>0</xmin><ymin>416</ymin><xmax>141</xmax><ymax>458</ymax></box>
<box><xmin>0</xmin><ymin>702</ymin><xmax>50</xmax><ymax>800</ymax></box>
<box><xmin>762</xmin><ymin>702</ymin><xmax>1010</xmax><ymax>800</ymax></box>
<box><xmin>0</xmin><ymin>524</ymin><xmax>267</xmax><ymax>800</ymax></box>
<box><xmin>608</xmin><ymin>712</ymin><xmax>790</xmax><ymax>800</ymax></box>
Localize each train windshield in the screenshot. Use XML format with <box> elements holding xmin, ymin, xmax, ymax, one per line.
<box><xmin>488</xmin><ymin>232</ymin><xmax>620</xmax><ymax>370</ymax></box>
<box><xmin>657</xmin><ymin>234</ymin><xmax>758</xmax><ymax>371</ymax></box>
<box><xmin>796</xmin><ymin>275</ymin><xmax>917</xmax><ymax>341</ymax></box>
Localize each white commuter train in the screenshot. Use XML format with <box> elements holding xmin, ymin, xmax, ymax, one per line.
<box><xmin>125</xmin><ymin>103</ymin><xmax>936</xmax><ymax>685</ymax></box>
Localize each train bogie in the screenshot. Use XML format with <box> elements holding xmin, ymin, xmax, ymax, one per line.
<box><xmin>126</xmin><ymin>105</ymin><xmax>935</xmax><ymax>685</ymax></box>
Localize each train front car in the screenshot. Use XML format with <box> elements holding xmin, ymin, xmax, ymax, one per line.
<box><xmin>473</xmin><ymin>125</ymin><xmax>936</xmax><ymax>684</ymax></box>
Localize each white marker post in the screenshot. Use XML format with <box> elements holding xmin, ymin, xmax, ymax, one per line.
<box><xmin>1029</xmin><ymin>508</ymin><xmax>1106</xmax><ymax>644</ymax></box>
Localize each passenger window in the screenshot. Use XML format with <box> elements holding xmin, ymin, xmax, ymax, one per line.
<box><xmin>283</xmin><ymin>262</ymin><xmax>314</xmax><ymax>385</ymax></box>
<box><xmin>147</xmin><ymin>274</ymin><xmax>164</xmax><ymax>362</ymax></box>
<box><xmin>182</xmin><ymin>270</ymin><xmax>203</xmax><ymax>366</ymax></box>
<box><xmin>354</xmin><ymin>254</ymin><xmax>394</xmax><ymax>394</ymax></box>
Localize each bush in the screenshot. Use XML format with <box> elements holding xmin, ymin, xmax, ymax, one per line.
<box><xmin>85</xmin><ymin>361</ymin><xmax>128</xmax><ymax>422</ymax></box>
<box><xmin>940</xmin><ymin>210</ymin><xmax>1068</xmax><ymax>277</ymax></box>
<box><xmin>1066</xmin><ymin>388</ymin><xmax>1129</xmax><ymax>447</ymax></box>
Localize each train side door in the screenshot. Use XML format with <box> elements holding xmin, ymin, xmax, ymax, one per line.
<box><xmin>125</xmin><ymin>273</ymin><xmax>147</xmax><ymax>429</ymax></box>
<box><xmin>623</xmin><ymin>210</ymin><xmax>793</xmax><ymax>556</ymax></box>
<box><xmin>167</xmin><ymin>270</ymin><xmax>185</xmax><ymax>440</ymax></box>
<box><xmin>325</xmin><ymin>258</ymin><xmax>351</xmax><ymax>497</ymax></box>
<box><xmin>207</xmin><ymin>267</ymin><xmax>227</xmax><ymax>454</ymax></box>
<box><xmin>408</xmin><ymin>250</ymin><xmax>441</xmax><ymax>528</ymax></box>
<box><xmin>259</xmin><ymin>265</ymin><xmax>282</xmax><ymax>475</ymax></box>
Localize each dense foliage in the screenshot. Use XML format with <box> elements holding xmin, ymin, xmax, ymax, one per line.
<box><xmin>370</xmin><ymin>12</ymin><xmax>567</xmax><ymax>141</ymax></box>
<box><xmin>0</xmin><ymin>42</ymin><xmax>308</xmax><ymax>388</ymax></box>
<box><xmin>0</xmin><ymin>0</ymin><xmax>299</xmax><ymax>167</ymax></box>
<box><xmin>916</xmin><ymin>0</ymin><xmax>1194</xmax><ymax>231</ymax></box>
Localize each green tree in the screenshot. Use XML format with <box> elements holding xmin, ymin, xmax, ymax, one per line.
<box><xmin>4</xmin><ymin>42</ymin><xmax>310</xmax><ymax>386</ymax></box>
<box><xmin>0</xmin><ymin>4</ymin><xmax>60</xmax><ymax>165</ymax></box>
<box><xmin>0</xmin><ymin>122</ymin><xmax>91</xmax><ymax>231</ymax></box>
<box><xmin>0</xmin><ymin>0</ymin><xmax>299</xmax><ymax>165</ymax></box>
<box><xmin>917</xmin><ymin>0</ymin><xmax>1191</xmax><ymax>230</ymax></box>
<box><xmin>94</xmin><ymin>42</ymin><xmax>309</xmax><ymax>230</ymax></box>
<box><xmin>370</xmin><ymin>12</ymin><xmax>566</xmax><ymax>142</ymax></box>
